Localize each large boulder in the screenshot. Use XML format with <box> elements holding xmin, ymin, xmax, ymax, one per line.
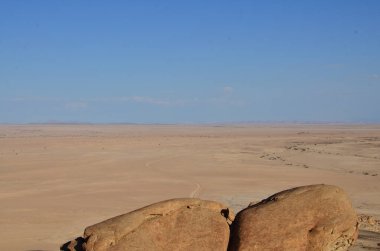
<box><xmin>228</xmin><ymin>184</ymin><xmax>358</xmax><ymax>251</ymax></box>
<box><xmin>62</xmin><ymin>198</ymin><xmax>234</xmax><ymax>251</ymax></box>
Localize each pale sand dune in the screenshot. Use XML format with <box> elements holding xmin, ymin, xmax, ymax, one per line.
<box><xmin>0</xmin><ymin>124</ymin><xmax>380</xmax><ymax>250</ymax></box>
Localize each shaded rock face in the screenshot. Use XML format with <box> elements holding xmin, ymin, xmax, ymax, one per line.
<box><xmin>228</xmin><ymin>184</ymin><xmax>358</xmax><ymax>251</ymax></box>
<box><xmin>62</xmin><ymin>198</ymin><xmax>234</xmax><ymax>251</ymax></box>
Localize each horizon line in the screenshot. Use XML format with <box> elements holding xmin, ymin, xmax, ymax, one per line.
<box><xmin>1</xmin><ymin>121</ymin><xmax>380</xmax><ymax>126</ymax></box>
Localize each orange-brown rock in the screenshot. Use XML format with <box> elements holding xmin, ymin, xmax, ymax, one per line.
<box><xmin>62</xmin><ymin>198</ymin><xmax>234</xmax><ymax>251</ymax></box>
<box><xmin>228</xmin><ymin>184</ymin><xmax>358</xmax><ymax>251</ymax></box>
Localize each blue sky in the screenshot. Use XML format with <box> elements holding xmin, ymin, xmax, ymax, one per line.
<box><xmin>1</xmin><ymin>1</ymin><xmax>379</xmax><ymax>123</ymax></box>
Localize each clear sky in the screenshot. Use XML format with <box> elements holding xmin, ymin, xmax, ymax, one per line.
<box><xmin>1</xmin><ymin>1</ymin><xmax>379</xmax><ymax>123</ymax></box>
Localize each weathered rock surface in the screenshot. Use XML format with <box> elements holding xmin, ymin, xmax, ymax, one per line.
<box><xmin>61</xmin><ymin>198</ymin><xmax>234</xmax><ymax>251</ymax></box>
<box><xmin>228</xmin><ymin>184</ymin><xmax>358</xmax><ymax>251</ymax></box>
<box><xmin>351</xmin><ymin>214</ymin><xmax>380</xmax><ymax>250</ymax></box>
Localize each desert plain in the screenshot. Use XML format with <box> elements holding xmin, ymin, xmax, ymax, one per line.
<box><xmin>0</xmin><ymin>124</ymin><xmax>379</xmax><ymax>251</ymax></box>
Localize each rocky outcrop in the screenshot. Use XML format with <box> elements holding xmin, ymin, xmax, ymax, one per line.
<box><xmin>228</xmin><ymin>184</ymin><xmax>358</xmax><ymax>251</ymax></box>
<box><xmin>62</xmin><ymin>184</ymin><xmax>359</xmax><ymax>251</ymax></box>
<box><xmin>61</xmin><ymin>198</ymin><xmax>234</xmax><ymax>251</ymax></box>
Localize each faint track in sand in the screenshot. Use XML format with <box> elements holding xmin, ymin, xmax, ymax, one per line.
<box><xmin>190</xmin><ymin>183</ymin><xmax>201</xmax><ymax>198</ymax></box>
<box><xmin>144</xmin><ymin>156</ymin><xmax>202</xmax><ymax>198</ymax></box>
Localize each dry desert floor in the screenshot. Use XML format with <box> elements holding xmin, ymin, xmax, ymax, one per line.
<box><xmin>0</xmin><ymin>124</ymin><xmax>379</xmax><ymax>250</ymax></box>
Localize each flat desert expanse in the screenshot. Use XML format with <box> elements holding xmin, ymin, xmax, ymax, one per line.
<box><xmin>0</xmin><ymin>124</ymin><xmax>379</xmax><ymax>250</ymax></box>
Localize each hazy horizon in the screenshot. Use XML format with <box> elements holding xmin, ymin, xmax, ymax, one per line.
<box><xmin>1</xmin><ymin>1</ymin><xmax>380</xmax><ymax>124</ymax></box>
<box><xmin>1</xmin><ymin>120</ymin><xmax>380</xmax><ymax>126</ymax></box>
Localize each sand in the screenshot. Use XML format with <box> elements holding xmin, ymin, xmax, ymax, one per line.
<box><xmin>0</xmin><ymin>124</ymin><xmax>379</xmax><ymax>250</ymax></box>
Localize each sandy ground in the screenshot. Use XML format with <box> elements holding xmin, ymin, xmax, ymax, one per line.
<box><xmin>0</xmin><ymin>124</ymin><xmax>379</xmax><ymax>251</ymax></box>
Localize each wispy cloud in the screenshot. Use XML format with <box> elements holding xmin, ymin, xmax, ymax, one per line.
<box><xmin>89</xmin><ymin>96</ymin><xmax>180</xmax><ymax>106</ymax></box>
<box><xmin>223</xmin><ymin>86</ymin><xmax>234</xmax><ymax>94</ymax></box>
<box><xmin>100</xmin><ymin>94</ymin><xmax>247</xmax><ymax>107</ymax></box>
<box><xmin>3</xmin><ymin>96</ymin><xmax>63</xmax><ymax>102</ymax></box>
<box><xmin>65</xmin><ymin>101</ymin><xmax>88</xmax><ymax>110</ymax></box>
<box><xmin>325</xmin><ymin>63</ymin><xmax>345</xmax><ymax>69</ymax></box>
<box><xmin>369</xmin><ymin>73</ymin><xmax>380</xmax><ymax>80</ymax></box>
<box><xmin>127</xmin><ymin>96</ymin><xmax>170</xmax><ymax>106</ymax></box>
<box><xmin>2</xmin><ymin>92</ymin><xmax>248</xmax><ymax>109</ymax></box>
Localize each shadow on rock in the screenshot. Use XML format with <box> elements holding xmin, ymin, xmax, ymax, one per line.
<box><xmin>60</xmin><ymin>237</ymin><xmax>86</xmax><ymax>251</ymax></box>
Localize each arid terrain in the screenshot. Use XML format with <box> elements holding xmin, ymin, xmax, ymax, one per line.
<box><xmin>0</xmin><ymin>124</ymin><xmax>379</xmax><ymax>250</ymax></box>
